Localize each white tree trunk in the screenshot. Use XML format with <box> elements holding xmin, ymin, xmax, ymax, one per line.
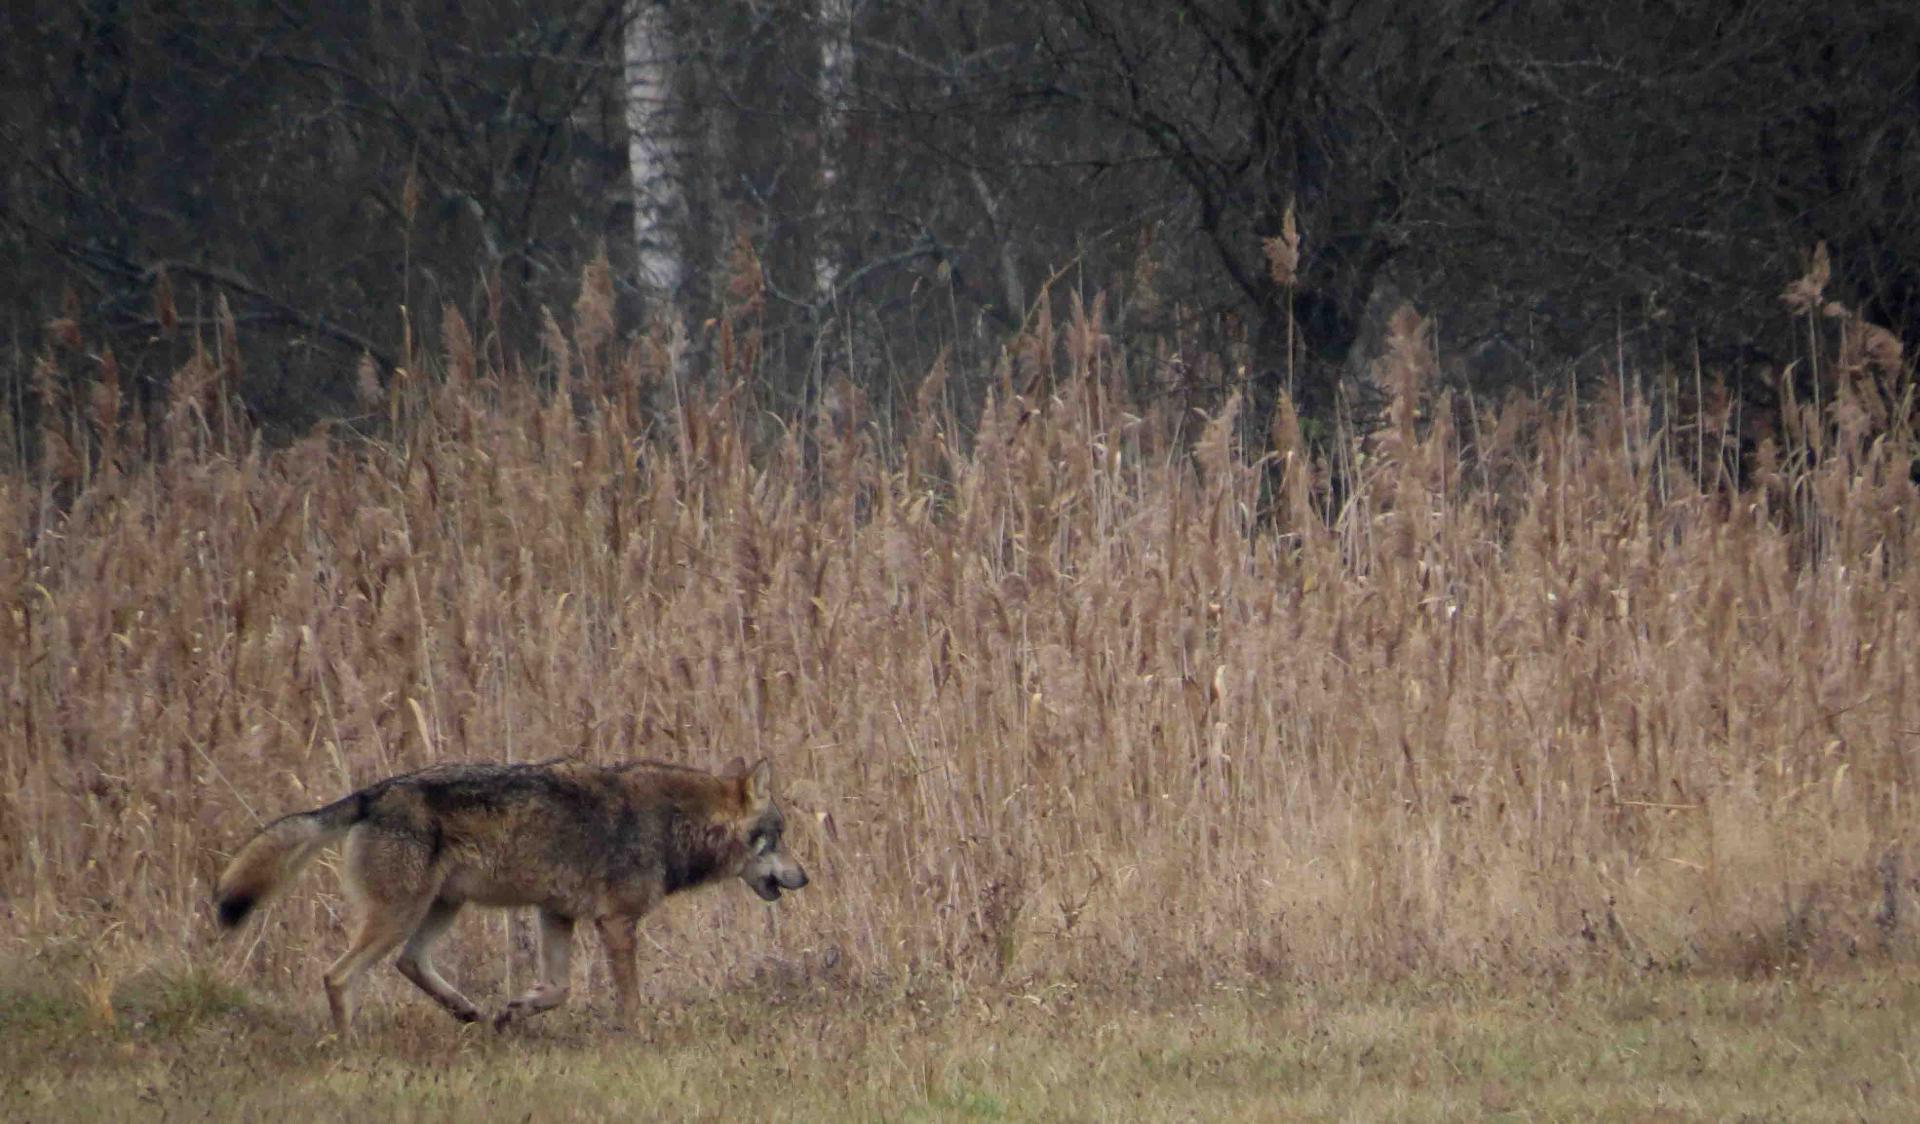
<box><xmin>814</xmin><ymin>0</ymin><xmax>854</xmax><ymax>306</ymax></box>
<box><xmin>624</xmin><ymin>0</ymin><xmax>685</xmax><ymax>303</ymax></box>
<box><xmin>969</xmin><ymin>168</ymin><xmax>1024</xmax><ymax>319</ymax></box>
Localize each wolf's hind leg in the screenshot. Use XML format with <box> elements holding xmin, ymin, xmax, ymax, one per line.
<box><xmin>493</xmin><ymin>909</ymin><xmax>575</xmax><ymax>1030</ymax></box>
<box><xmin>323</xmin><ymin>827</ymin><xmax>437</xmax><ymax>1035</ymax></box>
<box><xmin>396</xmin><ymin>898</ymin><xmax>481</xmax><ymax>1023</ymax></box>
<box><xmin>324</xmin><ymin>898</ymin><xmax>431</xmax><ymax>1036</ymax></box>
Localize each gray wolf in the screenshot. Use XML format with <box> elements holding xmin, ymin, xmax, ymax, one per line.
<box><xmin>214</xmin><ymin>757</ymin><xmax>808</xmax><ymax>1034</ymax></box>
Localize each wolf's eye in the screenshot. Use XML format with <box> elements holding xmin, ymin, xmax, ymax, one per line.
<box><xmin>751</xmin><ymin>832</ymin><xmax>773</xmax><ymax>855</ymax></box>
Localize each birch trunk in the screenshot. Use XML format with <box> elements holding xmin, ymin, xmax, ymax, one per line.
<box><xmin>813</xmin><ymin>0</ymin><xmax>854</xmax><ymax>307</ymax></box>
<box><xmin>624</xmin><ymin>0</ymin><xmax>685</xmax><ymax>303</ymax></box>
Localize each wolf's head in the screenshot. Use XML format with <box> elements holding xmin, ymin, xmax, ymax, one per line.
<box><xmin>731</xmin><ymin>758</ymin><xmax>809</xmax><ymax>902</ymax></box>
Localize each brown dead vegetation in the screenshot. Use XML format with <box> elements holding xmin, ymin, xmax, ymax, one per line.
<box><xmin>3</xmin><ymin>254</ymin><xmax>1917</xmax><ymax>1011</ymax></box>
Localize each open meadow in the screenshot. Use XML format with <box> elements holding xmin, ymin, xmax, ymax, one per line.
<box><xmin>5</xmin><ymin>962</ymin><xmax>1920</xmax><ymax>1120</ymax></box>
<box><xmin>3</xmin><ymin>269</ymin><xmax>1919</xmax><ymax>1118</ymax></box>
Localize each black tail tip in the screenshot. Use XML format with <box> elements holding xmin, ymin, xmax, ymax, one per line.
<box><xmin>216</xmin><ymin>894</ymin><xmax>254</xmax><ymax>929</ymax></box>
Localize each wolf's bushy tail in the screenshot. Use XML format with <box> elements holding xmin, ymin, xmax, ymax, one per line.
<box><xmin>214</xmin><ymin>795</ymin><xmax>365</xmax><ymax>928</ymax></box>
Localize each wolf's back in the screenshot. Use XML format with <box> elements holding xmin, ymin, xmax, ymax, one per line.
<box><xmin>214</xmin><ymin>793</ymin><xmax>367</xmax><ymax>928</ymax></box>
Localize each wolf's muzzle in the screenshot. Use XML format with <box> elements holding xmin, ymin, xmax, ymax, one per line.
<box><xmin>745</xmin><ymin>852</ymin><xmax>809</xmax><ymax>901</ymax></box>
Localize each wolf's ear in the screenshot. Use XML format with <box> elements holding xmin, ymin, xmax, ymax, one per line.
<box><xmin>743</xmin><ymin>758</ymin><xmax>773</xmax><ymax>807</ymax></box>
<box><xmin>724</xmin><ymin>755</ymin><xmax>748</xmax><ymax>778</ymax></box>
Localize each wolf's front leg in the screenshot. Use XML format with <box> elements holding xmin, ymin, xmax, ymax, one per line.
<box><xmin>493</xmin><ymin>910</ymin><xmax>574</xmax><ymax>1030</ymax></box>
<box><xmin>595</xmin><ymin>915</ymin><xmax>639</xmax><ymax>1027</ymax></box>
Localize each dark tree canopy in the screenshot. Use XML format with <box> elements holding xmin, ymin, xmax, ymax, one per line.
<box><xmin>4</xmin><ymin>0</ymin><xmax>1915</xmax><ymax>437</ymax></box>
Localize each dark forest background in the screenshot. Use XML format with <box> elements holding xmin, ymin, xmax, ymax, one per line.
<box><xmin>4</xmin><ymin>0</ymin><xmax>1916</xmax><ymax>440</ymax></box>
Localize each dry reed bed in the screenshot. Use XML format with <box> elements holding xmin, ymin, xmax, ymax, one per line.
<box><xmin>2</xmin><ymin>294</ymin><xmax>1917</xmax><ymax>1007</ymax></box>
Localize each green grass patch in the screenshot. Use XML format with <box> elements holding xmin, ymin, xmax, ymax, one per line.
<box><xmin>113</xmin><ymin>966</ymin><xmax>254</xmax><ymax>1033</ymax></box>
<box><xmin>0</xmin><ymin>987</ymin><xmax>87</xmax><ymax>1035</ymax></box>
<box><xmin>3</xmin><ymin>963</ymin><xmax>1919</xmax><ymax>1121</ymax></box>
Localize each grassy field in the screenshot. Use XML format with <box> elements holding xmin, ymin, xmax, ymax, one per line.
<box><xmin>3</xmin><ymin>957</ymin><xmax>1917</xmax><ymax>1121</ymax></box>
<box><xmin>4</xmin><ymin>259</ymin><xmax>1918</xmax><ymax>1116</ymax></box>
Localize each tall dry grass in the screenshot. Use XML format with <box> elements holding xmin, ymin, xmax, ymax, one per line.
<box><xmin>3</xmin><ymin>260</ymin><xmax>1918</xmax><ymax>1013</ymax></box>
